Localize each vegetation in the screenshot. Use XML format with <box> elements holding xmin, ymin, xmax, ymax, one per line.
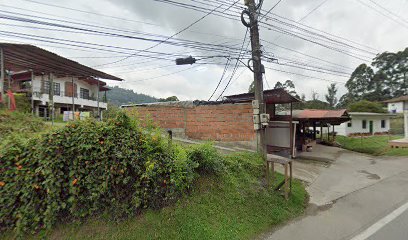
<box><xmin>347</xmin><ymin>100</ymin><xmax>387</xmax><ymax>113</ymax></box>
<box><xmin>325</xmin><ymin>83</ymin><xmax>338</xmax><ymax>108</ymax></box>
<box><xmin>339</xmin><ymin>47</ymin><xmax>408</xmax><ymax>107</ymax></box>
<box><xmin>0</xmin><ymin>112</ymin><xmax>307</xmax><ymax>239</ymax></box>
<box><xmin>0</xmin><ymin>110</ymin><xmax>45</xmax><ymax>144</ymax></box>
<box><xmin>336</xmin><ymin>135</ymin><xmax>408</xmax><ymax>156</ymax></box>
<box><xmin>1</xmin><ymin>150</ymin><xmax>307</xmax><ymax>240</ymax></box>
<box><xmin>107</xmin><ymin>86</ymin><xmax>158</xmax><ymax>106</ymax></box>
<box><xmin>158</xmin><ymin>96</ymin><xmax>179</xmax><ymax>102</ymax></box>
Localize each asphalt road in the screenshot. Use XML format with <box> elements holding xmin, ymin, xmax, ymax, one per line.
<box><xmin>367</xmin><ymin>205</ymin><xmax>408</xmax><ymax>240</ymax></box>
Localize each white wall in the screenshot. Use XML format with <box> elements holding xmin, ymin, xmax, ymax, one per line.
<box><xmin>387</xmin><ymin>102</ymin><xmax>404</xmax><ymax>113</ymax></box>
<box><xmin>333</xmin><ymin>115</ymin><xmax>391</xmax><ymax>136</ymax></box>
<box><xmin>31</xmin><ymin>76</ymin><xmax>107</xmax><ymax>109</ymax></box>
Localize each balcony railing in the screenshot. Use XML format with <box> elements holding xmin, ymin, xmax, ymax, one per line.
<box><xmin>32</xmin><ymin>91</ymin><xmax>107</xmax><ymax>103</ymax></box>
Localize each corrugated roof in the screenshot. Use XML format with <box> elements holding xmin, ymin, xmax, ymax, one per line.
<box><xmin>292</xmin><ymin>109</ymin><xmax>349</xmax><ymax>119</ymax></box>
<box><xmin>383</xmin><ymin>95</ymin><xmax>408</xmax><ymax>103</ymax></box>
<box><xmin>224</xmin><ymin>88</ymin><xmax>301</xmax><ymax>104</ymax></box>
<box><xmin>0</xmin><ymin>43</ymin><xmax>122</xmax><ymax>81</ymax></box>
<box><xmin>349</xmin><ymin>112</ymin><xmax>396</xmax><ymax>116</ymax></box>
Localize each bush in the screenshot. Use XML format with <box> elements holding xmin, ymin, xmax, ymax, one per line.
<box><xmin>186</xmin><ymin>142</ymin><xmax>224</xmax><ymax>174</ymax></box>
<box><xmin>0</xmin><ymin>113</ymin><xmax>196</xmax><ymax>235</ymax></box>
<box><xmin>348</xmin><ymin>100</ymin><xmax>387</xmax><ymax>113</ymax></box>
<box><xmin>0</xmin><ymin>110</ymin><xmax>45</xmax><ymax>144</ymax></box>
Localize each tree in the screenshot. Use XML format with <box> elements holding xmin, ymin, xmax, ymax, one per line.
<box><xmin>311</xmin><ymin>90</ymin><xmax>319</xmax><ymax>101</ymax></box>
<box><xmin>248</xmin><ymin>81</ymin><xmax>255</xmax><ymax>93</ymax></box>
<box><xmin>345</xmin><ymin>64</ymin><xmax>374</xmax><ymax>101</ymax></box>
<box><xmin>348</xmin><ymin>100</ymin><xmax>387</xmax><ymax>113</ymax></box>
<box><xmin>325</xmin><ymin>83</ymin><xmax>338</xmax><ymax>108</ymax></box>
<box><xmin>158</xmin><ymin>96</ymin><xmax>179</xmax><ymax>102</ymax></box>
<box><xmin>372</xmin><ymin>48</ymin><xmax>408</xmax><ymax>97</ymax></box>
<box><xmin>274</xmin><ymin>80</ymin><xmax>299</xmax><ymax>98</ymax></box>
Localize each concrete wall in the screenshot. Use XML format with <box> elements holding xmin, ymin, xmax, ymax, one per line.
<box><xmin>127</xmin><ymin>103</ymin><xmax>256</xmax><ymax>142</ymax></box>
<box><xmin>31</xmin><ymin>76</ymin><xmax>107</xmax><ymax>109</ymax></box>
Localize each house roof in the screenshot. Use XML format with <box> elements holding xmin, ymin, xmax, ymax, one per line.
<box><xmin>348</xmin><ymin>112</ymin><xmax>396</xmax><ymax>117</ymax></box>
<box><xmin>383</xmin><ymin>95</ymin><xmax>408</xmax><ymax>103</ymax></box>
<box><xmin>292</xmin><ymin>109</ymin><xmax>349</xmax><ymax>119</ymax></box>
<box><xmin>291</xmin><ymin>109</ymin><xmax>351</xmax><ymax>125</ymax></box>
<box><xmin>0</xmin><ymin>43</ymin><xmax>122</xmax><ymax>81</ymax></box>
<box><xmin>224</xmin><ymin>88</ymin><xmax>301</xmax><ymax>104</ymax></box>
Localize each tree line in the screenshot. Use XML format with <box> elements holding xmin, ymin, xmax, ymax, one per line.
<box><xmin>248</xmin><ymin>47</ymin><xmax>408</xmax><ymax>113</ymax></box>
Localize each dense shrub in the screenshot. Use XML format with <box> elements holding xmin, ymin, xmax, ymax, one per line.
<box><xmin>0</xmin><ymin>110</ymin><xmax>44</xmax><ymax>139</ymax></box>
<box><xmin>186</xmin><ymin>143</ymin><xmax>225</xmax><ymax>174</ymax></box>
<box><xmin>0</xmin><ymin>113</ymin><xmax>197</xmax><ymax>234</ymax></box>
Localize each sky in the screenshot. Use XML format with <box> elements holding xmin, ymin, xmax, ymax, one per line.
<box><xmin>1</xmin><ymin>0</ymin><xmax>408</xmax><ymax>102</ymax></box>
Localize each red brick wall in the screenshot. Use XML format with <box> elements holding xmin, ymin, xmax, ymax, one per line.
<box><xmin>127</xmin><ymin>103</ymin><xmax>255</xmax><ymax>142</ymax></box>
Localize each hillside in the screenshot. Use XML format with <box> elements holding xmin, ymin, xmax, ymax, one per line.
<box><xmin>107</xmin><ymin>86</ymin><xmax>158</xmax><ymax>106</ymax></box>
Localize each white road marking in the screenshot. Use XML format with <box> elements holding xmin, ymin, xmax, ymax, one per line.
<box><xmin>351</xmin><ymin>201</ymin><xmax>408</xmax><ymax>240</ymax></box>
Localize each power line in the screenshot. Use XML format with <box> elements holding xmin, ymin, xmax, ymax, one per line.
<box><xmin>20</xmin><ymin>0</ymin><xmax>158</xmax><ymax>26</ymax></box>
<box><xmin>355</xmin><ymin>0</ymin><xmax>408</xmax><ymax>30</ymax></box>
<box><xmin>208</xmin><ymin>58</ymin><xmax>231</xmax><ymax>101</ymax></box>
<box><xmin>94</xmin><ymin>0</ymin><xmax>240</xmax><ymax>67</ymax></box>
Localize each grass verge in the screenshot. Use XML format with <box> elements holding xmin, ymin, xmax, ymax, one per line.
<box><xmin>336</xmin><ymin>135</ymin><xmax>408</xmax><ymax>156</ymax></box>
<box><xmin>2</xmin><ymin>152</ymin><xmax>307</xmax><ymax>240</ymax></box>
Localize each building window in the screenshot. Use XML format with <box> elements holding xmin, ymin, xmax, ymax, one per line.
<box><xmin>347</xmin><ymin>122</ymin><xmax>352</xmax><ymax>127</ymax></box>
<box><xmin>362</xmin><ymin>120</ymin><xmax>367</xmax><ymax>129</ymax></box>
<box><xmin>80</xmin><ymin>88</ymin><xmax>90</xmax><ymax>99</ymax></box>
<box><xmin>42</xmin><ymin>80</ymin><xmax>50</xmax><ymax>94</ymax></box>
<box><xmin>53</xmin><ymin>83</ymin><xmax>60</xmax><ymax>96</ymax></box>
<box><xmin>381</xmin><ymin>120</ymin><xmax>386</xmax><ymax>128</ymax></box>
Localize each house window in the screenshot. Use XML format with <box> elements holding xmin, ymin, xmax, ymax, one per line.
<box><xmin>381</xmin><ymin>120</ymin><xmax>386</xmax><ymax>128</ymax></box>
<box><xmin>80</xmin><ymin>88</ymin><xmax>90</xmax><ymax>99</ymax></box>
<box><xmin>362</xmin><ymin>120</ymin><xmax>367</xmax><ymax>129</ymax></box>
<box><xmin>347</xmin><ymin>122</ymin><xmax>352</xmax><ymax>127</ymax></box>
<box><xmin>42</xmin><ymin>80</ymin><xmax>50</xmax><ymax>94</ymax></box>
<box><xmin>53</xmin><ymin>83</ymin><xmax>60</xmax><ymax>96</ymax></box>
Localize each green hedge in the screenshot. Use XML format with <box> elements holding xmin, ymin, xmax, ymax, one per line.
<box><xmin>0</xmin><ymin>113</ymin><xmax>201</xmax><ymax>235</ymax></box>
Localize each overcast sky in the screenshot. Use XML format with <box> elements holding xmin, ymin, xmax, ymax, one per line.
<box><xmin>1</xmin><ymin>0</ymin><xmax>408</xmax><ymax>101</ymax></box>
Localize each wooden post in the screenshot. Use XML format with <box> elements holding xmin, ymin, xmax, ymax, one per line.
<box><xmin>97</xmin><ymin>78</ymin><xmax>100</xmax><ymax>121</ymax></box>
<box><xmin>31</xmin><ymin>70</ymin><xmax>34</xmax><ymax>116</ymax></box>
<box><xmin>71</xmin><ymin>76</ymin><xmax>75</xmax><ymax>121</ymax></box>
<box><xmin>320</xmin><ymin>126</ymin><xmax>323</xmax><ymax>140</ymax></box>
<box><xmin>49</xmin><ymin>73</ymin><xmax>54</xmax><ymax>125</ymax></box>
<box><xmin>7</xmin><ymin>71</ymin><xmax>11</xmax><ymax>109</ymax></box>
<box><xmin>290</xmin><ymin>103</ymin><xmax>293</xmax><ymax>158</ymax></box>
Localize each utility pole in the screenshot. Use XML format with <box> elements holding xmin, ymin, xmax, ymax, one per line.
<box><xmin>243</xmin><ymin>0</ymin><xmax>266</xmax><ymax>157</ymax></box>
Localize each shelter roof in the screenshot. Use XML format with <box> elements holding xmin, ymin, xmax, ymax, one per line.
<box><xmin>383</xmin><ymin>95</ymin><xmax>408</xmax><ymax>103</ymax></box>
<box><xmin>0</xmin><ymin>43</ymin><xmax>122</xmax><ymax>81</ymax></box>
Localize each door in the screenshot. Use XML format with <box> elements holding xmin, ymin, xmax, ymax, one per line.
<box><xmin>369</xmin><ymin>121</ymin><xmax>374</xmax><ymax>134</ymax></box>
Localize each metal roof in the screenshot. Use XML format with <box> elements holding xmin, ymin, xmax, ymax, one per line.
<box><xmin>224</xmin><ymin>88</ymin><xmax>301</xmax><ymax>104</ymax></box>
<box><xmin>292</xmin><ymin>109</ymin><xmax>349</xmax><ymax>119</ymax></box>
<box><xmin>383</xmin><ymin>95</ymin><xmax>408</xmax><ymax>103</ymax></box>
<box><xmin>348</xmin><ymin>112</ymin><xmax>396</xmax><ymax>116</ymax></box>
<box><xmin>0</xmin><ymin>43</ymin><xmax>122</xmax><ymax>81</ymax></box>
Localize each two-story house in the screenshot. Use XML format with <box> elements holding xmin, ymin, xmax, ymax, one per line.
<box><xmin>0</xmin><ymin>43</ymin><xmax>122</xmax><ymax>119</ymax></box>
<box><xmin>10</xmin><ymin>71</ymin><xmax>111</xmax><ymax>118</ymax></box>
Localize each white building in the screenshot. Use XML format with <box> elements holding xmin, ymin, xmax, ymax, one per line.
<box><xmin>384</xmin><ymin>96</ymin><xmax>408</xmax><ymax>139</ymax></box>
<box><xmin>0</xmin><ymin>43</ymin><xmax>122</xmax><ymax>119</ymax></box>
<box><xmin>12</xmin><ymin>74</ymin><xmax>110</xmax><ymax>118</ymax></box>
<box><xmin>333</xmin><ymin>112</ymin><xmax>395</xmax><ymax>136</ymax></box>
<box><xmin>385</xmin><ymin>96</ymin><xmax>408</xmax><ymax>114</ymax></box>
